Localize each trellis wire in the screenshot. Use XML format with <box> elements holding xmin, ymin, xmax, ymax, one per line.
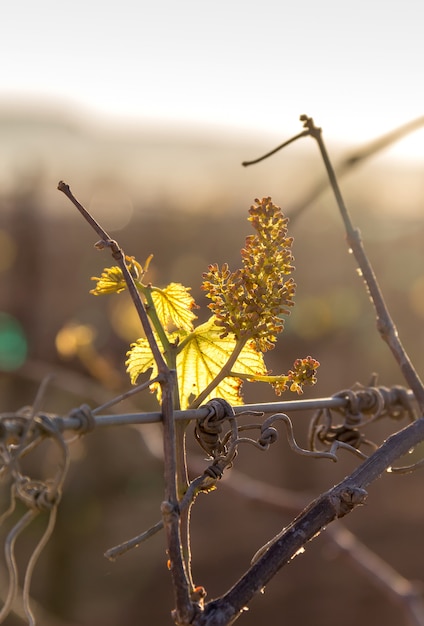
<box><xmin>92</xmin><ymin>396</ymin><xmax>348</xmax><ymax>426</ymax></box>
<box><xmin>0</xmin><ymin>391</ymin><xmax>416</xmax><ymax>437</ymax></box>
<box><xmin>0</xmin><ymin>382</ymin><xmax>419</xmax><ymax>621</ymax></box>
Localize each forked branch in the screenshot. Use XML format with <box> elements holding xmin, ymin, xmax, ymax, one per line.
<box><xmin>193</xmin><ymin>415</ymin><xmax>424</xmax><ymax>626</ymax></box>
<box><xmin>53</xmin><ymin>119</ymin><xmax>424</xmax><ymax>626</ymax></box>
<box><xmin>243</xmin><ymin>117</ymin><xmax>424</xmax><ymax>413</ymax></box>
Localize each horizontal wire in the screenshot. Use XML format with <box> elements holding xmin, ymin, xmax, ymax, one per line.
<box><xmin>62</xmin><ymin>396</ymin><xmax>348</xmax><ymax>429</ymax></box>
<box><xmin>0</xmin><ymin>397</ymin><xmax>339</xmax><ymax>434</ymax></box>
<box><xmin>1</xmin><ymin>391</ymin><xmax>416</xmax><ymax>435</ymax></box>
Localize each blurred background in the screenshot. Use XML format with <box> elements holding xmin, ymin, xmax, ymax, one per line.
<box><xmin>1</xmin><ymin>1</ymin><xmax>424</xmax><ymax>624</ymax></box>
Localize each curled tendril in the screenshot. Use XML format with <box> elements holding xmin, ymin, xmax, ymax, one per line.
<box><xmin>309</xmin><ymin>384</ymin><xmax>419</xmax><ymax>462</ymax></box>
<box><xmin>0</xmin><ymin>387</ymin><xmax>70</xmax><ymax>624</ymax></box>
<box><xmin>0</xmin><ymin>507</ymin><xmax>37</xmax><ymax>623</ymax></box>
<box><xmin>309</xmin><ymin>407</ymin><xmax>377</xmax><ymax>457</ymax></box>
<box><xmin>195</xmin><ymin>395</ymin><xmax>375</xmax><ymax>470</ymax></box>
<box><xmin>194</xmin><ymin>398</ymin><xmax>236</xmax><ymax>459</ymax></box>
<box><xmin>235</xmin><ymin>414</ymin><xmax>341</xmax><ymax>461</ymax></box>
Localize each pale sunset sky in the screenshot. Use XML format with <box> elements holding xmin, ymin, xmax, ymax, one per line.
<box><xmin>1</xmin><ymin>0</ymin><xmax>424</xmax><ymax>159</ymax></box>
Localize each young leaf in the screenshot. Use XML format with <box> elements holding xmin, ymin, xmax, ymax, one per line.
<box><xmin>91</xmin><ymin>256</ymin><xmax>143</xmax><ymax>295</ymax></box>
<box><xmin>150</xmin><ymin>283</ymin><xmax>198</xmax><ymax>332</ymax></box>
<box><xmin>126</xmin><ymin>316</ymin><xmax>266</xmax><ymax>409</ymax></box>
<box><xmin>126</xmin><ymin>337</ymin><xmax>157</xmax><ymax>384</ymax></box>
<box><xmin>177</xmin><ymin>317</ymin><xmax>266</xmax><ymax>408</ymax></box>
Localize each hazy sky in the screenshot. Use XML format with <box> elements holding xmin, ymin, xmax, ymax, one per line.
<box><xmin>2</xmin><ymin>0</ymin><xmax>424</xmax><ymax>158</ymax></box>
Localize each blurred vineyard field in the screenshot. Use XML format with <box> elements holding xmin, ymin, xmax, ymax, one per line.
<box><xmin>1</xmin><ymin>107</ymin><xmax>424</xmax><ymax>625</ymax></box>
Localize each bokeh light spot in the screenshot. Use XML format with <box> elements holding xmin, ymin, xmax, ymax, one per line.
<box><xmin>55</xmin><ymin>322</ymin><xmax>96</xmax><ymax>358</ymax></box>
<box><xmin>0</xmin><ymin>312</ymin><xmax>27</xmax><ymax>371</ymax></box>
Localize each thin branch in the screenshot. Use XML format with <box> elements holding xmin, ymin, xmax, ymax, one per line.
<box><xmin>92</xmin><ymin>375</ymin><xmax>164</xmax><ymax>415</ymax></box>
<box><xmin>213</xmin><ymin>466</ymin><xmax>424</xmax><ymax>626</ymax></box>
<box><xmin>161</xmin><ymin>373</ymin><xmax>194</xmax><ymax>623</ymax></box>
<box><xmin>195</xmin><ymin>416</ymin><xmax>424</xmax><ymax>626</ymax></box>
<box><xmin>242</xmin><ymin>129</ymin><xmax>310</xmax><ymax>166</ymax></box>
<box><xmin>300</xmin><ymin>116</ymin><xmax>424</xmax><ymax>412</ymax></box>
<box><xmin>328</xmin><ymin>525</ymin><xmax>424</xmax><ymax>626</ymax></box>
<box><xmin>240</xmin><ymin>118</ymin><xmax>424</xmax><ymax>414</ymax></box>
<box><xmin>287</xmin><ymin>115</ymin><xmax>424</xmax><ymax>223</ymax></box>
<box><xmin>57</xmin><ymin>181</ymin><xmax>168</xmax><ymax>374</ymax></box>
<box><xmin>105</xmin><ymin>520</ymin><xmax>165</xmax><ymax>561</ymax></box>
<box><xmin>9</xmin><ymin>363</ymin><xmax>424</xmax><ymax>625</ymax></box>
<box><xmin>57</xmin><ymin>182</ymin><xmax>194</xmax><ymax>621</ymax></box>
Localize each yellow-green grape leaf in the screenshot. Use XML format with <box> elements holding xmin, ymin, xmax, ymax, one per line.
<box><xmin>91</xmin><ymin>256</ymin><xmax>143</xmax><ymax>295</ymax></box>
<box><xmin>150</xmin><ymin>283</ymin><xmax>197</xmax><ymax>332</ymax></box>
<box><xmin>91</xmin><ymin>265</ymin><xmax>127</xmax><ymax>295</ymax></box>
<box><xmin>177</xmin><ymin>317</ymin><xmax>266</xmax><ymax>409</ymax></box>
<box><xmin>126</xmin><ymin>337</ymin><xmax>157</xmax><ymax>384</ymax></box>
<box><xmin>126</xmin><ymin>316</ymin><xmax>266</xmax><ymax>409</ymax></box>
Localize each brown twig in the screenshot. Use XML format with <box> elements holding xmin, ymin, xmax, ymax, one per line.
<box><xmin>270</xmin><ymin>115</ymin><xmax>424</xmax><ymax>224</ymax></box>
<box><xmin>241</xmin><ymin>129</ymin><xmax>310</xmax><ymax>166</ymax></box>
<box><xmin>54</xmin><ymin>163</ymin><xmax>424</xmax><ymax>626</ymax></box>
<box><xmin>219</xmin><ymin>467</ymin><xmax>424</xmax><ymax>626</ymax></box>
<box><xmin>57</xmin><ymin>181</ymin><xmax>168</xmax><ymax>374</ymax></box>
<box><xmin>11</xmin><ymin>361</ymin><xmax>424</xmax><ymax>624</ymax></box>
<box><xmin>299</xmin><ymin>116</ymin><xmax>424</xmax><ymax>412</ymax></box>
<box><xmin>193</xmin><ymin>416</ymin><xmax>424</xmax><ymax>625</ymax></box>
<box><xmin>57</xmin><ymin>181</ymin><xmax>194</xmax><ymax>623</ymax></box>
<box><xmin>240</xmin><ymin>119</ymin><xmax>424</xmax><ymax>413</ymax></box>
<box><xmin>161</xmin><ymin>373</ymin><xmax>195</xmax><ymax>623</ymax></box>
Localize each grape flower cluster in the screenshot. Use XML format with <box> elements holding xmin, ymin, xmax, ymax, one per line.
<box><xmin>202</xmin><ymin>197</ymin><xmax>296</xmax><ymax>352</ymax></box>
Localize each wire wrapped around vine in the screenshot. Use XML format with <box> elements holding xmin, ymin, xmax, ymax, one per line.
<box><xmin>309</xmin><ymin>384</ymin><xmax>418</xmax><ymax>461</ymax></box>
